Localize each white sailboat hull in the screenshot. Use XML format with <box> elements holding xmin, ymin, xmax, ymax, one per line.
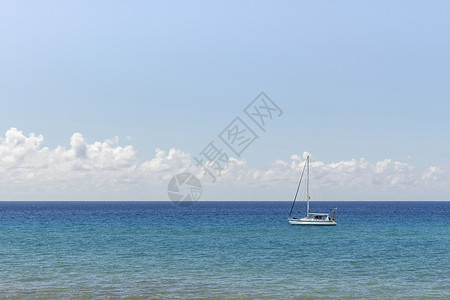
<box><xmin>288</xmin><ymin>218</ymin><xmax>336</xmax><ymax>226</ymax></box>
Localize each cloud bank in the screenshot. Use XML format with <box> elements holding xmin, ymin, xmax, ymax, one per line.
<box><xmin>0</xmin><ymin>128</ymin><xmax>447</xmax><ymax>200</ymax></box>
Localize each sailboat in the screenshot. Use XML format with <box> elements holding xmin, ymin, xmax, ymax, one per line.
<box><xmin>288</xmin><ymin>155</ymin><xmax>337</xmax><ymax>226</ymax></box>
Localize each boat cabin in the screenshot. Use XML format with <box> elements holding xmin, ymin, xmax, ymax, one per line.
<box><xmin>309</xmin><ymin>213</ymin><xmax>332</xmax><ymax>221</ymax></box>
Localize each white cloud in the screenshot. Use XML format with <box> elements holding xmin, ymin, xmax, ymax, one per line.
<box><xmin>421</xmin><ymin>166</ymin><xmax>444</xmax><ymax>181</ymax></box>
<box><xmin>226</xmin><ymin>153</ymin><xmax>445</xmax><ymax>187</ymax></box>
<box><xmin>0</xmin><ymin>128</ymin><xmax>447</xmax><ymax>200</ymax></box>
<box><xmin>141</xmin><ymin>148</ymin><xmax>196</xmax><ymax>180</ymax></box>
<box><xmin>0</xmin><ymin>128</ymin><xmax>139</xmax><ymax>194</ymax></box>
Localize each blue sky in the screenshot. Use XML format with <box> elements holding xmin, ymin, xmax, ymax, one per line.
<box><xmin>0</xmin><ymin>1</ymin><xmax>449</xmax><ymax>200</ymax></box>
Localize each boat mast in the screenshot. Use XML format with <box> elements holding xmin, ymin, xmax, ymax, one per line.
<box><xmin>288</xmin><ymin>156</ymin><xmax>307</xmax><ymax>217</ymax></box>
<box><xmin>306</xmin><ymin>155</ymin><xmax>310</xmax><ymax>217</ymax></box>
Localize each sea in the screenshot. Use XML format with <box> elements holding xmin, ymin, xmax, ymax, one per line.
<box><xmin>0</xmin><ymin>201</ymin><xmax>449</xmax><ymax>299</ymax></box>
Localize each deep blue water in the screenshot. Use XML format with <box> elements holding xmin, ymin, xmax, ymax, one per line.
<box><xmin>0</xmin><ymin>201</ymin><xmax>449</xmax><ymax>299</ymax></box>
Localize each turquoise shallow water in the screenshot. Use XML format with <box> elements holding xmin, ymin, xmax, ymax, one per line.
<box><xmin>0</xmin><ymin>201</ymin><xmax>449</xmax><ymax>299</ymax></box>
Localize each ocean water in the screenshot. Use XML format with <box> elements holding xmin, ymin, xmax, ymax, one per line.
<box><xmin>0</xmin><ymin>201</ymin><xmax>449</xmax><ymax>299</ymax></box>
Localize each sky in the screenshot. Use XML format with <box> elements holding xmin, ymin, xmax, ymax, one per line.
<box><xmin>0</xmin><ymin>1</ymin><xmax>449</xmax><ymax>201</ymax></box>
